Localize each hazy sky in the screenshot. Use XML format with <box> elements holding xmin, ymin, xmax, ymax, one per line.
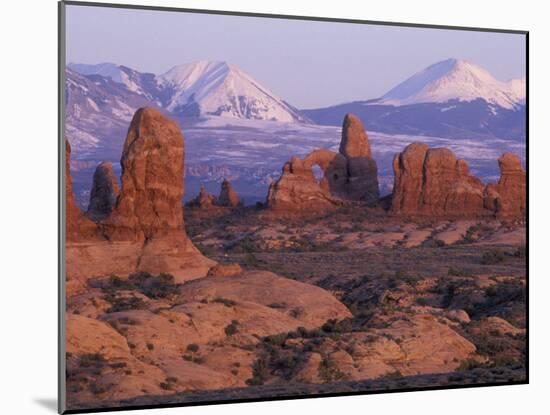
<box><xmin>66</xmin><ymin>4</ymin><xmax>526</xmax><ymax>108</ymax></box>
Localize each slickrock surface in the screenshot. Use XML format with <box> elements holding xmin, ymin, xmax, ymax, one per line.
<box><xmin>65</xmin><ymin>271</ymin><xmax>352</xmax><ymax>407</ymax></box>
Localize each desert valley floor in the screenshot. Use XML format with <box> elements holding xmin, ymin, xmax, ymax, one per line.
<box><xmin>67</xmin><ymin>207</ymin><xmax>526</xmax><ymax>409</ymax></box>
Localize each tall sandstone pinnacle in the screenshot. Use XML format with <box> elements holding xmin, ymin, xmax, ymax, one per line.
<box><xmin>391</xmin><ymin>143</ymin><xmax>486</xmax><ymax>216</ymax></box>
<box><xmin>66</xmin><ymin>108</ymin><xmax>215</xmax><ymax>282</ymax></box>
<box><xmin>484</xmin><ymin>153</ymin><xmax>526</xmax><ymax>218</ymax></box>
<box><xmin>340</xmin><ymin>113</ymin><xmax>372</xmax><ymax>158</ymax></box>
<box><xmin>87</xmin><ymin>161</ymin><xmax>119</xmax><ymax>221</ymax></box>
<box><xmin>188</xmin><ymin>185</ymin><xmax>216</xmax><ymax>208</ymax></box>
<box><xmin>340</xmin><ymin>113</ymin><xmax>379</xmax><ymax>202</ymax></box>
<box><xmin>267</xmin><ymin>113</ymin><xmax>379</xmax><ymax>212</ymax></box>
<box><xmin>106</xmin><ymin>107</ymin><xmax>186</xmax><ymax>241</ymax></box>
<box><xmin>217</xmin><ymin>179</ymin><xmax>241</xmax><ymax>207</ymax></box>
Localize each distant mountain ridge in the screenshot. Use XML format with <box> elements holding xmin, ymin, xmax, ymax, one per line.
<box><xmin>304</xmin><ymin>59</ymin><xmax>526</xmax><ymax>141</ymax></box>
<box><xmin>66</xmin><ymin>58</ymin><xmax>526</xmax><ymax>159</ymax></box>
<box><xmin>68</xmin><ymin>61</ymin><xmax>307</xmax><ymax>123</ymax></box>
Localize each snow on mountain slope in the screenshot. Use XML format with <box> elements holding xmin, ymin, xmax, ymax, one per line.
<box><xmin>68</xmin><ymin>62</ymin><xmax>166</xmax><ymax>104</ymax></box>
<box><xmin>506</xmin><ymin>78</ymin><xmax>526</xmax><ymax>104</ymax></box>
<box><xmin>68</xmin><ymin>63</ymin><xmax>125</xmax><ymax>83</ymax></box>
<box><xmin>158</xmin><ymin>61</ymin><xmax>308</xmax><ymax>123</ymax></box>
<box><xmin>378</xmin><ymin>58</ymin><xmax>525</xmax><ymax>109</ymax></box>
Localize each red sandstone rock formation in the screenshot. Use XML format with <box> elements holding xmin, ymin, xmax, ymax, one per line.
<box><xmin>340</xmin><ymin>114</ymin><xmax>379</xmax><ymax>202</ymax></box>
<box><xmin>266</xmin><ymin>152</ymin><xmax>345</xmax><ymax>212</ymax></box>
<box><xmin>188</xmin><ymin>186</ymin><xmax>216</xmax><ymax>209</ymax></box>
<box><xmin>484</xmin><ymin>153</ymin><xmax>526</xmax><ymax>218</ymax></box>
<box><xmin>66</xmin><ymin>108</ymin><xmax>214</xmax><ymax>282</ymax></box>
<box><xmin>391</xmin><ymin>143</ymin><xmax>486</xmax><ymax>216</ymax></box>
<box><xmin>217</xmin><ymin>179</ymin><xmax>241</xmax><ymax>207</ymax></box>
<box><xmin>267</xmin><ymin>113</ymin><xmax>379</xmax><ymax>212</ymax></box>
<box><xmin>105</xmin><ymin>108</ymin><xmax>186</xmax><ymax>240</ymax></box>
<box><xmin>65</xmin><ymin>139</ymin><xmax>98</xmax><ymax>242</ymax></box>
<box><xmin>87</xmin><ymin>161</ymin><xmax>119</xmax><ymax>221</ymax></box>
<box><xmin>340</xmin><ymin>113</ymin><xmax>372</xmax><ymax>158</ymax></box>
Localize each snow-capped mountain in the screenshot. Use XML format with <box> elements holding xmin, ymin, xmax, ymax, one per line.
<box><xmin>304</xmin><ymin>58</ymin><xmax>526</xmax><ymax>141</ymax></box>
<box><xmin>67</xmin><ymin>62</ymin><xmax>170</xmax><ymax>105</ymax></box>
<box><xmin>378</xmin><ymin>58</ymin><xmax>525</xmax><ymax>109</ymax></box>
<box><xmin>158</xmin><ymin>61</ymin><xmax>308</xmax><ymax>122</ymax></box>
<box><xmin>68</xmin><ymin>60</ymin><xmax>307</xmax><ymax>123</ymax></box>
<box><xmin>65</xmin><ymin>68</ymin><xmax>163</xmax><ymax>154</ymax></box>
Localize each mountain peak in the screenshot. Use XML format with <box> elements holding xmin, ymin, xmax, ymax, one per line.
<box><xmin>379</xmin><ymin>58</ymin><xmax>524</xmax><ymax>109</ymax></box>
<box><xmin>158</xmin><ymin>60</ymin><xmax>307</xmax><ymax>122</ymax></box>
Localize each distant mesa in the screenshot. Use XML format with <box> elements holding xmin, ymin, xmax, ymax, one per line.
<box><xmin>267</xmin><ymin>113</ymin><xmax>379</xmax><ymax>213</ymax></box>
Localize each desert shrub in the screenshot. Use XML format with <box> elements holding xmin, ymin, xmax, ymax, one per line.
<box><xmin>267</xmin><ymin>302</ymin><xmax>287</xmax><ymax>309</ymax></box>
<box><xmin>79</xmin><ymin>353</ymin><xmax>105</xmax><ymax>368</ymax></box>
<box><xmin>273</xmin><ymin>354</ymin><xmax>302</xmax><ymax>372</ymax></box>
<box><xmin>318</xmin><ymin>357</ymin><xmax>347</xmax><ymax>383</ymax></box>
<box><xmin>321</xmin><ymin>318</ymin><xmax>353</xmax><ymax>334</ymax></box>
<box><xmin>146</xmin><ymin>343</ymin><xmax>155</xmax><ymax>351</ymax></box>
<box><xmin>89</xmin><ymin>383</ymin><xmax>108</xmax><ymax>395</ymax></box>
<box><xmin>129</xmin><ymin>272</ymin><xmax>179</xmax><ymax>299</ymax></box>
<box><xmin>214</xmin><ymin>297</ymin><xmax>237</xmax><ymax>307</ymax></box>
<box><xmin>104</xmin><ymin>295</ymin><xmax>147</xmax><ymax>313</ymax></box>
<box><xmin>227</xmin><ymin>235</ymin><xmax>261</xmax><ymax>253</ymax></box>
<box><xmin>416</xmin><ymin>297</ymin><xmax>430</xmax><ymax>306</ymax></box>
<box><xmin>193</xmin><ymin>356</ymin><xmax>207</xmax><ymax>365</ymax></box>
<box><xmin>243</xmin><ymin>253</ymin><xmax>259</xmax><ymax>266</ymax></box>
<box><xmin>186</xmin><ymin>343</ymin><xmax>199</xmax><ymax>353</ymax></box>
<box><xmin>106</xmin><ymin>275</ymin><xmax>135</xmax><ymax>290</ymax></box>
<box><xmin>246</xmin><ymin>357</ymin><xmax>270</xmax><ymax>385</ymax></box>
<box><xmin>493</xmin><ymin>356</ymin><xmax>520</xmax><ymax>367</ymax></box>
<box><xmin>224</xmin><ymin>320</ymin><xmax>239</xmax><ymax>336</ymax></box>
<box><xmin>263</xmin><ymin>333</ymin><xmax>288</xmax><ymax>346</ymax></box>
<box><xmin>182</xmin><ymin>355</ymin><xmax>193</xmax><ymax>362</ymax></box>
<box><xmin>159</xmin><ymin>382</ymin><xmax>171</xmax><ymax>390</ymax></box>
<box><xmin>481</xmin><ymin>250</ymin><xmax>506</xmax><ymax>265</ymax></box>
<box><xmin>448</xmin><ymin>267</ymin><xmax>469</xmax><ymax>277</ymax></box>
<box><xmin>513</xmin><ymin>245</ymin><xmax>527</xmax><ymax>258</ymax></box>
<box><xmin>102</xmin><ymin>273</ymin><xmax>180</xmax><ymax>299</ymax></box>
<box><xmin>458</xmin><ymin>358</ymin><xmax>482</xmax><ymax>371</ymax></box>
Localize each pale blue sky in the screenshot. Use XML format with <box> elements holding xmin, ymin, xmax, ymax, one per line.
<box><xmin>66</xmin><ymin>4</ymin><xmax>526</xmax><ymax>108</ymax></box>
